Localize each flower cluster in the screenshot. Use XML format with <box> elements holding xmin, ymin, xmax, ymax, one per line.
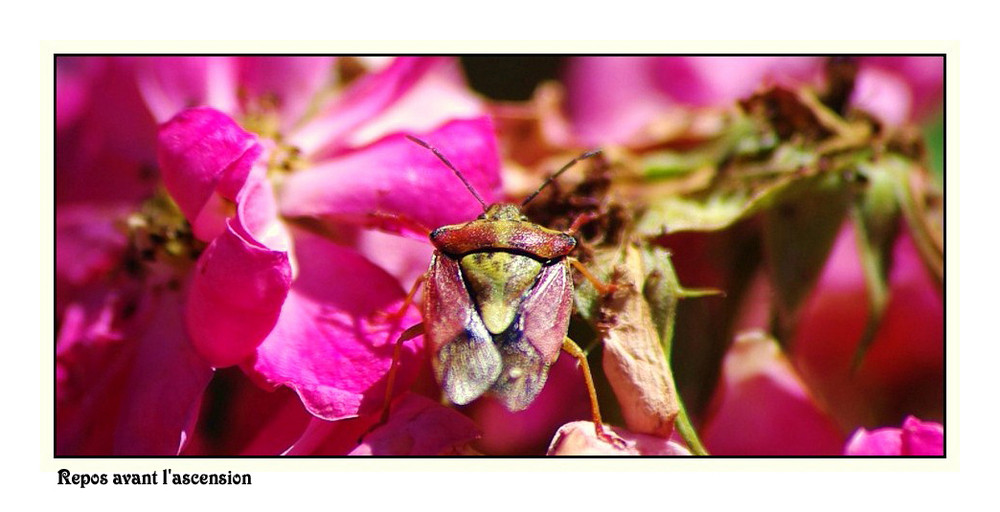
<box><xmin>55</xmin><ymin>56</ymin><xmax>943</xmax><ymax>456</ymax></box>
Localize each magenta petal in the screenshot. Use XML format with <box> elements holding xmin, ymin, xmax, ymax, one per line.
<box><xmin>844</xmin><ymin>427</ymin><xmax>903</xmax><ymax>455</ymax></box>
<box><xmin>157</xmin><ymin>107</ymin><xmax>263</xmax><ymax>241</ymax></box>
<box><xmin>547</xmin><ymin>421</ymin><xmax>691</xmax><ymax>456</ymax></box>
<box><xmin>56</xmin><ymin>204</ymin><xmax>129</xmax><ymax>286</ymax></box>
<box><xmin>280</xmin><ymin>116</ymin><xmax>501</xmax><ymax>236</ymax></box>
<box><xmin>56</xmin><ymin>57</ymin><xmax>158</xmax><ymax>206</ymax></box>
<box><xmin>56</xmin><ymin>56</ymin><xmax>105</xmax><ymax>131</ymax></box>
<box><xmin>901</xmin><ymin>416</ymin><xmax>944</xmax><ymax>455</ymax></box>
<box><xmin>249</xmin><ymin>229</ymin><xmax>423</xmax><ymax>421</ymax></box>
<box><xmin>651</xmin><ymin>56</ymin><xmax>822</xmax><ymax>106</ymax></box>
<box><xmin>338</xmin><ymin>58</ymin><xmax>485</xmax><ymax>149</ymax></box>
<box><xmin>851</xmin><ymin>66</ymin><xmax>912</xmax><ymax>126</ymax></box>
<box><xmin>290</xmin><ymin>56</ymin><xmax>444</xmax><ymax>156</ymax></box>
<box><xmin>113</xmin><ymin>288</ymin><xmax>214</xmax><ymax>455</ymax></box>
<box><xmin>701</xmin><ymin>332</ymin><xmax>845</xmax><ymax>455</ymax></box>
<box><xmin>236</xmin><ymin>57</ymin><xmax>337</xmax><ymax>131</ymax></box>
<box><xmin>844</xmin><ymin>416</ymin><xmax>943</xmax><ymax>455</ymax></box>
<box><xmin>862</xmin><ymin>56</ymin><xmax>944</xmax><ymax>121</ymax></box>
<box><xmin>564</xmin><ymin>57</ymin><xmax>674</xmax><ymax>146</ymax></box>
<box><xmin>351</xmin><ymin>394</ymin><xmax>479</xmax><ymax>455</ymax></box>
<box><xmin>56</xmin><ymin>286</ymin><xmax>137</xmax><ymax>455</ymax></box>
<box><xmin>136</xmin><ymin>57</ymin><xmax>239</xmax><ymax>122</ymax></box>
<box><xmin>186</xmin><ymin>219</ymin><xmax>291</xmax><ymax>367</ymax></box>
<box><xmin>179</xmin><ymin>368</ymin><xmax>312</xmax><ymax>456</ymax></box>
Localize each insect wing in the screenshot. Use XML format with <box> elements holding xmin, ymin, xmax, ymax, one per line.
<box><xmin>424</xmin><ymin>252</ymin><xmax>502</xmax><ymax>405</ymax></box>
<box><xmin>490</xmin><ymin>260</ymin><xmax>574</xmax><ymax>411</ymax></box>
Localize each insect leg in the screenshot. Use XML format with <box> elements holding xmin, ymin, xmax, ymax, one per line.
<box><xmin>360</xmin><ymin>323</ymin><xmax>426</xmax><ymax>443</ymax></box>
<box><xmin>377</xmin><ymin>273</ymin><xmax>426</xmax><ymax>324</ymax></box>
<box><xmin>379</xmin><ymin>323</ymin><xmax>425</xmax><ymax>423</ymax></box>
<box><xmin>561</xmin><ymin>337</ymin><xmax>626</xmax><ymax>448</ymax></box>
<box><xmin>367</xmin><ymin>211</ymin><xmax>434</xmax><ymax>238</ymax></box>
<box><xmin>568</xmin><ymin>257</ymin><xmax>619</xmax><ymax>296</ymax></box>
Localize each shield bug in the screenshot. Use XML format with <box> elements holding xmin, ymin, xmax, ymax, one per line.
<box><xmin>379</xmin><ymin>135</ymin><xmax>621</xmax><ymax>445</ymax></box>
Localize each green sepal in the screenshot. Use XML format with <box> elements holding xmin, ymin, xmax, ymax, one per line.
<box><xmin>762</xmin><ymin>171</ymin><xmax>853</xmax><ymax>340</ymax></box>
<box><xmin>888</xmin><ymin>155</ymin><xmax>944</xmax><ymax>284</ymax></box>
<box><xmin>640</xmin><ymin>245</ymin><xmax>723</xmax><ymax>357</ymax></box>
<box><xmin>848</xmin><ymin>159</ymin><xmax>903</xmax><ymax>370</ymax></box>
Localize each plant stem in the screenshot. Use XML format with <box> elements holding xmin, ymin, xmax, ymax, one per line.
<box><xmin>675</xmin><ymin>396</ymin><xmax>709</xmax><ymax>456</ymax></box>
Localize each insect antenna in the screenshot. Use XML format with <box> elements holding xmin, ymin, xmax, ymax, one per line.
<box><xmin>521</xmin><ymin>149</ymin><xmax>602</xmax><ymax>206</ymax></box>
<box><xmin>406</xmin><ymin>135</ymin><xmax>488</xmax><ymax>212</ymax></box>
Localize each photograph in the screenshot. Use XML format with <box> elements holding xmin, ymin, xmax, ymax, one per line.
<box><xmin>53</xmin><ymin>54</ymin><xmax>945</xmax><ymax>458</ymax></box>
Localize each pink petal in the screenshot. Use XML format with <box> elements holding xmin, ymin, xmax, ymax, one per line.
<box><xmin>350</xmin><ymin>394</ymin><xmax>480</xmax><ymax>455</ymax></box>
<box><xmin>56</xmin><ymin>57</ymin><xmax>158</xmax><ymax>206</ymax></box>
<box><xmin>701</xmin><ymin>331</ymin><xmax>845</xmax><ymax>455</ymax></box>
<box><xmin>157</xmin><ymin>107</ymin><xmax>264</xmax><ymax>241</ymax></box>
<box><xmin>56</xmin><ymin>285</ymin><xmax>138</xmax><ymax>455</ymax></box>
<box><xmin>56</xmin><ymin>56</ymin><xmax>106</xmax><ymax>131</ymax></box>
<box><xmin>339</xmin><ymin>58</ymin><xmax>485</xmax><ymax>149</ymax></box>
<box><xmin>57</xmin><ymin>282</ymin><xmax>212</xmax><ymax>456</ymax></box>
<box><xmin>186</xmin><ymin>218</ymin><xmax>291</xmax><ymax>367</ymax></box>
<box><xmin>564</xmin><ymin>57</ymin><xmax>674</xmax><ymax>145</ymax></box>
<box><xmin>233</xmin><ymin>162</ymin><xmax>292</xmax><ymax>252</ymax></box>
<box><xmin>55</xmin><ymin>204</ymin><xmax>129</xmax><ymax>286</ymax></box>
<box><xmin>290</xmin><ymin>56</ymin><xmax>445</xmax><ymax>157</ymax></box>
<box><xmin>235</xmin><ymin>56</ymin><xmax>337</xmax><ymax>131</ymax></box>
<box><xmin>792</xmin><ymin>225</ymin><xmax>944</xmax><ymax>430</ymax></box>
<box><xmin>844</xmin><ymin>426</ymin><xmax>903</xmax><ymax>455</ymax></box>
<box><xmin>280</xmin><ymin>116</ymin><xmax>502</xmax><ymax>238</ymax></box>
<box><xmin>282</xmin><ymin>417</ymin><xmax>375</xmax><ymax>456</ymax></box>
<box><xmin>862</xmin><ymin>56</ymin><xmax>944</xmax><ymax>121</ymax></box>
<box><xmin>349</xmin><ymin>228</ymin><xmax>435</xmax><ymax>292</ymax></box>
<box><xmin>564</xmin><ymin>56</ymin><xmax>823</xmax><ymax>145</ymax></box>
<box><xmin>55</xmin><ymin>203</ymin><xmax>134</xmax><ymax>325</ymax></box>
<box><xmin>135</xmin><ymin>57</ymin><xmax>239</xmax><ymax>122</ymax></box>
<box><xmin>113</xmin><ymin>287</ymin><xmax>214</xmax><ymax>455</ymax></box>
<box><xmin>901</xmin><ymin>415</ymin><xmax>944</xmax><ymax>455</ymax></box>
<box><xmin>850</xmin><ymin>66</ymin><xmax>913</xmax><ymax>126</ymax></box>
<box><xmin>843</xmin><ymin>416</ymin><xmax>943</xmax><ymax>456</ymax></box>
<box><xmin>650</xmin><ymin>56</ymin><xmax>823</xmax><ymax>106</ymax></box>
<box><xmin>247</xmin><ymin>228</ymin><xmax>424</xmax><ymax>421</ymax></box>
<box><xmin>179</xmin><ymin>368</ymin><xmax>312</xmax><ymax>456</ymax></box>
<box><xmin>547</xmin><ymin>421</ymin><xmax>691</xmax><ymax>456</ymax></box>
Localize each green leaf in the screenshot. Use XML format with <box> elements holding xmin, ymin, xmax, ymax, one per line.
<box><xmin>762</xmin><ymin>171</ymin><xmax>853</xmax><ymax>339</ymax></box>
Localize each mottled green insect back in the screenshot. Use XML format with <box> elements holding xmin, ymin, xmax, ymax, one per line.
<box><xmin>459</xmin><ymin>251</ymin><xmax>542</xmax><ymax>334</ymax></box>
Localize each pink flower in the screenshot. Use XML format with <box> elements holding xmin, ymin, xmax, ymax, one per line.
<box><xmin>564</xmin><ymin>56</ymin><xmax>943</xmax><ymax>145</ymax></box>
<box><xmin>791</xmin><ymin>223</ymin><xmax>944</xmax><ymax>432</ymax></box>
<box><xmin>853</xmin><ymin>57</ymin><xmax>944</xmax><ymax>125</ymax></box>
<box><xmin>699</xmin><ymin>331</ymin><xmax>845</xmax><ymax>455</ymax></box>
<box><xmin>56</xmin><ymin>56</ymin><xmax>498</xmax><ymax>455</ymax></box>
<box><xmin>349</xmin><ymin>394</ymin><xmax>480</xmax><ymax>455</ymax></box>
<box><xmin>844</xmin><ymin>416</ymin><xmax>944</xmax><ymax>456</ymax></box>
